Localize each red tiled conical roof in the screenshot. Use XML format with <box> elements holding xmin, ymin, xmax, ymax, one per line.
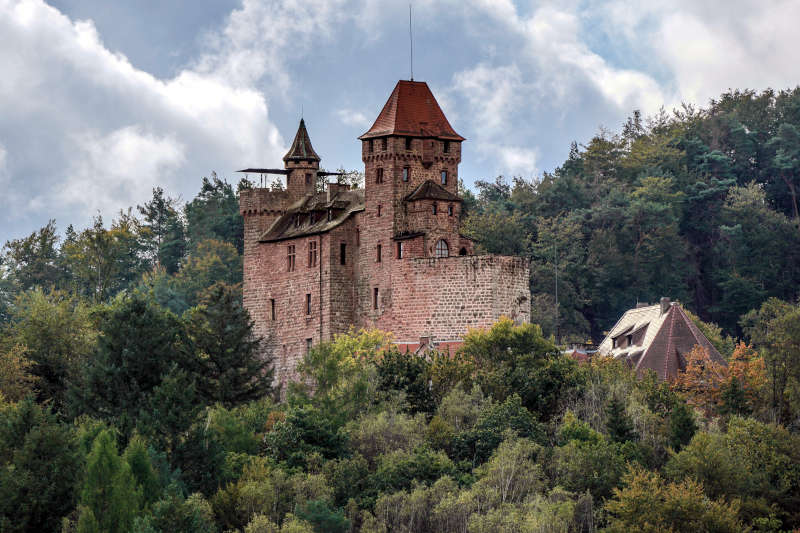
<box><xmin>284</xmin><ymin>119</ymin><xmax>320</xmax><ymax>162</ymax></box>
<box><xmin>359</xmin><ymin>80</ymin><xmax>464</xmax><ymax>141</ymax></box>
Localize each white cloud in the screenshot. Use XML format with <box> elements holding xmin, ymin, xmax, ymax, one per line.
<box><xmin>497</xmin><ymin>145</ymin><xmax>538</xmax><ymax>177</ymax></box>
<box><xmin>335</xmin><ymin>108</ymin><xmax>372</xmax><ymax>129</ymax></box>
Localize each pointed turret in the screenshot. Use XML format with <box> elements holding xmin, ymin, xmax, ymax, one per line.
<box><xmin>284</xmin><ymin>118</ymin><xmax>321</xmax><ymax>163</ymax></box>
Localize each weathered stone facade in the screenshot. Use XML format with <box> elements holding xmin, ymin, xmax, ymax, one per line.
<box><xmin>240</xmin><ymin>80</ymin><xmax>531</xmax><ymax>387</ymax></box>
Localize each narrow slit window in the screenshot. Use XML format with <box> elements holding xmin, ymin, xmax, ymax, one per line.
<box><xmin>376</xmin><ymin>244</ymin><xmax>382</xmax><ymax>262</ymax></box>
<box><xmin>382</xmin><ymin>138</ymin><xmax>387</xmax><ymax>150</ymax></box>
<box><xmin>448</xmin><ymin>204</ymin><xmax>454</xmax><ymax>216</ymax></box>
<box><xmin>405</xmin><ymin>137</ymin><xmax>412</xmax><ymax>150</ymax></box>
<box><xmin>397</xmin><ymin>241</ymin><xmax>403</xmax><ymax>259</ymax></box>
<box><xmin>441</xmin><ymin>170</ymin><xmax>448</xmax><ymax>185</ymax></box>
<box><xmin>377</xmin><ymin>205</ymin><xmax>382</xmax><ymax>217</ymax></box>
<box><xmin>369</xmin><ymin>139</ymin><xmax>374</xmax><ymax>152</ymax></box>
<box><xmin>306</xmin><ymin>293</ymin><xmax>311</xmax><ymax>315</ymax></box>
<box><xmin>270</xmin><ymin>299</ymin><xmax>276</xmax><ymax>320</ymax></box>
<box><xmin>340</xmin><ymin>243</ymin><xmax>347</xmax><ymax>265</ymax></box>
<box><xmin>376</xmin><ymin>168</ymin><xmax>383</xmax><ymax>184</ymax></box>
<box><xmin>432</xmin><ymin>203</ymin><xmax>438</xmax><ymax>215</ymax></box>
<box><xmin>373</xmin><ymin>287</ymin><xmax>379</xmax><ymax>309</ymax></box>
<box><xmin>308</xmin><ymin>240</ymin><xmax>317</xmax><ymax>267</ymax></box>
<box><xmin>402</xmin><ymin>167</ymin><xmax>409</xmax><ymax>182</ymax></box>
<box><xmin>287</xmin><ymin>245</ymin><xmax>296</xmax><ymax>272</ymax></box>
<box><xmin>443</xmin><ymin>141</ymin><xmax>450</xmax><ymax>153</ymax></box>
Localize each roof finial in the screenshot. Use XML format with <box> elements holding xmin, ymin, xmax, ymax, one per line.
<box><xmin>409</xmin><ymin>3</ymin><xmax>414</xmax><ymax>81</ymax></box>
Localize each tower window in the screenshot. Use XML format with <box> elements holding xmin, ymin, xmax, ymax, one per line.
<box><xmin>369</xmin><ymin>139</ymin><xmax>374</xmax><ymax>152</ymax></box>
<box><xmin>382</xmin><ymin>138</ymin><xmax>387</xmax><ymax>150</ymax></box>
<box><xmin>287</xmin><ymin>245</ymin><xmax>296</xmax><ymax>271</ymax></box>
<box><xmin>376</xmin><ymin>168</ymin><xmax>384</xmax><ymax>184</ymax></box>
<box><xmin>405</xmin><ymin>137</ymin><xmax>412</xmax><ymax>150</ymax></box>
<box><xmin>373</xmin><ymin>287</ymin><xmax>379</xmax><ymax>309</ymax></box>
<box><xmin>340</xmin><ymin>242</ymin><xmax>347</xmax><ymax>265</ymax></box>
<box><xmin>443</xmin><ymin>141</ymin><xmax>450</xmax><ymax>153</ymax></box>
<box><xmin>305</xmin><ymin>173</ymin><xmax>312</xmax><ymax>185</ymax></box>
<box><xmin>397</xmin><ymin>241</ymin><xmax>404</xmax><ymax>259</ymax></box>
<box><xmin>448</xmin><ymin>204</ymin><xmax>454</xmax><ymax>216</ymax></box>
<box><xmin>270</xmin><ymin>298</ymin><xmax>276</xmax><ymax>320</ymax></box>
<box><xmin>356</xmin><ymin>229</ymin><xmax>360</xmax><ymax>246</ymax></box>
<box><xmin>308</xmin><ymin>240</ymin><xmax>317</xmax><ymax>267</ymax></box>
<box><xmin>306</xmin><ymin>293</ymin><xmax>311</xmax><ymax>315</ymax></box>
<box><xmin>441</xmin><ymin>170</ymin><xmax>448</xmax><ymax>185</ymax></box>
<box><xmin>402</xmin><ymin>167</ymin><xmax>409</xmax><ymax>182</ymax></box>
<box><xmin>376</xmin><ymin>244</ymin><xmax>382</xmax><ymax>262</ymax></box>
<box><xmin>377</xmin><ymin>205</ymin><xmax>382</xmax><ymax>217</ymax></box>
<box><xmin>435</xmin><ymin>239</ymin><xmax>449</xmax><ymax>258</ymax></box>
<box><xmin>306</xmin><ymin>338</ymin><xmax>313</xmax><ymax>353</ymax></box>
<box><xmin>432</xmin><ymin>203</ymin><xmax>438</xmax><ymax>215</ymax></box>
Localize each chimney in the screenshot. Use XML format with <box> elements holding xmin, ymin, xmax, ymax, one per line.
<box><xmin>327</xmin><ymin>182</ymin><xmax>348</xmax><ymax>202</ymax></box>
<box><xmin>660</xmin><ymin>297</ymin><xmax>671</xmax><ymax>315</ymax></box>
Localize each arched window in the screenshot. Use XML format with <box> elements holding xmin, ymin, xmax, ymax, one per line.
<box><xmin>459</xmin><ymin>247</ymin><xmax>467</xmax><ymax>256</ymax></box>
<box><xmin>435</xmin><ymin>239</ymin><xmax>449</xmax><ymax>258</ymax></box>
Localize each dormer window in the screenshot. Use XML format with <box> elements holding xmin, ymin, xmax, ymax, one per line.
<box><xmin>441</xmin><ymin>170</ymin><xmax>448</xmax><ymax>185</ymax></box>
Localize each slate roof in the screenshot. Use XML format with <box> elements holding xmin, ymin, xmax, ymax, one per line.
<box><xmin>404</xmin><ymin>180</ymin><xmax>462</xmax><ymax>202</ymax></box>
<box><xmin>259</xmin><ymin>189</ymin><xmax>364</xmax><ymax>242</ymax></box>
<box><xmin>283</xmin><ymin>119</ymin><xmax>320</xmax><ymax>163</ymax></box>
<box><xmin>597</xmin><ymin>300</ymin><xmax>726</xmax><ymax>380</ymax></box>
<box><xmin>359</xmin><ymin>80</ymin><xmax>465</xmax><ymax>141</ymax></box>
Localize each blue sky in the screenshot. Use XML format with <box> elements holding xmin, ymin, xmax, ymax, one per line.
<box><xmin>2</xmin><ymin>0</ymin><xmax>800</xmax><ymax>243</ymax></box>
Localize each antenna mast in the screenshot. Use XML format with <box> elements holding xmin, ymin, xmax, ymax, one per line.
<box><xmin>409</xmin><ymin>3</ymin><xmax>414</xmax><ymax>81</ymax></box>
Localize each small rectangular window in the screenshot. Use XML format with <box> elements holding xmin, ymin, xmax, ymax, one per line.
<box><xmin>397</xmin><ymin>241</ymin><xmax>403</xmax><ymax>259</ymax></box>
<box><xmin>376</xmin><ymin>168</ymin><xmax>383</xmax><ymax>184</ymax></box>
<box><xmin>376</xmin><ymin>244</ymin><xmax>382</xmax><ymax>262</ymax></box>
<box><xmin>382</xmin><ymin>138</ymin><xmax>387</xmax><ymax>150</ymax></box>
<box><xmin>308</xmin><ymin>240</ymin><xmax>317</xmax><ymax>268</ymax></box>
<box><xmin>287</xmin><ymin>245</ymin><xmax>296</xmax><ymax>272</ymax></box>
<box><xmin>306</xmin><ymin>293</ymin><xmax>311</xmax><ymax>315</ymax></box>
<box><xmin>373</xmin><ymin>287</ymin><xmax>379</xmax><ymax>309</ymax></box>
<box><xmin>356</xmin><ymin>229</ymin><xmax>360</xmax><ymax>246</ymax></box>
<box><xmin>402</xmin><ymin>168</ymin><xmax>409</xmax><ymax>182</ymax></box>
<box><xmin>305</xmin><ymin>173</ymin><xmax>312</xmax><ymax>185</ymax></box>
<box><xmin>448</xmin><ymin>204</ymin><xmax>453</xmax><ymax>216</ymax></box>
<box><xmin>443</xmin><ymin>141</ymin><xmax>450</xmax><ymax>153</ymax></box>
<box><xmin>369</xmin><ymin>139</ymin><xmax>374</xmax><ymax>152</ymax></box>
<box><xmin>340</xmin><ymin>243</ymin><xmax>346</xmax><ymax>265</ymax></box>
<box><xmin>441</xmin><ymin>170</ymin><xmax>448</xmax><ymax>185</ymax></box>
<box><xmin>270</xmin><ymin>299</ymin><xmax>276</xmax><ymax>320</ymax></box>
<box><xmin>377</xmin><ymin>205</ymin><xmax>382</xmax><ymax>217</ymax></box>
<box><xmin>405</xmin><ymin>137</ymin><xmax>412</xmax><ymax>150</ymax></box>
<box><xmin>432</xmin><ymin>203</ymin><xmax>438</xmax><ymax>215</ymax></box>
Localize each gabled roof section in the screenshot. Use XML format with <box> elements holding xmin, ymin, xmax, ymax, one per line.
<box><xmin>259</xmin><ymin>189</ymin><xmax>364</xmax><ymax>242</ymax></box>
<box><xmin>597</xmin><ymin>300</ymin><xmax>726</xmax><ymax>380</ymax></box>
<box><xmin>283</xmin><ymin>119</ymin><xmax>321</xmax><ymax>163</ymax></box>
<box><xmin>404</xmin><ymin>180</ymin><xmax>462</xmax><ymax>202</ymax></box>
<box><xmin>359</xmin><ymin>80</ymin><xmax>465</xmax><ymax>141</ymax></box>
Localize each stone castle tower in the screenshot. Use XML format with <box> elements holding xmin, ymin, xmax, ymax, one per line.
<box><xmin>240</xmin><ymin>80</ymin><xmax>531</xmax><ymax>387</ymax></box>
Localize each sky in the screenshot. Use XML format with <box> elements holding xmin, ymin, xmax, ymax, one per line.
<box><xmin>2</xmin><ymin>0</ymin><xmax>800</xmax><ymax>244</ymax></box>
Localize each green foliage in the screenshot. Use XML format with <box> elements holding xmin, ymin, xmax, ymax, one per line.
<box><xmin>604</xmin><ymin>467</ymin><xmax>744</xmax><ymax>532</ymax></box>
<box><xmin>187</xmin><ymin>282</ymin><xmax>273</xmax><ymax>407</ymax></box>
<box><xmin>137</xmin><ymin>186</ymin><xmax>186</xmax><ymax>274</ymax></box>
<box><xmin>605</xmin><ymin>396</ymin><xmax>637</xmax><ymax>443</ymax></box>
<box><xmin>668</xmin><ymin>401</ymin><xmax>697</xmax><ymax>451</ymax></box>
<box><xmin>294</xmin><ymin>499</ymin><xmax>349</xmax><ymax>533</ymax></box>
<box><xmin>168</xmin><ymin>239</ymin><xmax>242</xmax><ymax>312</ymax></box>
<box><xmin>264</xmin><ymin>404</ymin><xmax>346</xmax><ymax>468</ymax></box>
<box><xmin>0</xmin><ymin>399</ymin><xmax>81</xmax><ymax>532</ymax></box>
<box><xmin>375</xmin><ymin>349</ymin><xmax>434</xmax><ymax>414</ymax></box>
<box><xmin>185</xmin><ymin>174</ymin><xmax>244</xmax><ymax>254</ymax></box>
<box><xmin>79</xmin><ymin>429</ymin><xmax>141</xmax><ymax>533</ymax></box>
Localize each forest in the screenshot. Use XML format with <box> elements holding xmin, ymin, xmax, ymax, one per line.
<box><xmin>1</xmin><ymin>87</ymin><xmax>800</xmax><ymax>532</ymax></box>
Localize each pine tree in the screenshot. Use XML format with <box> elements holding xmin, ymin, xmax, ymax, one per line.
<box><xmin>669</xmin><ymin>402</ymin><xmax>697</xmax><ymax>451</ymax></box>
<box><xmin>80</xmin><ymin>430</ymin><xmax>140</xmax><ymax>533</ymax></box>
<box><xmin>719</xmin><ymin>376</ymin><xmax>750</xmax><ymax>417</ymax></box>
<box><xmin>605</xmin><ymin>397</ymin><xmax>636</xmax><ymax>443</ymax></box>
<box><xmin>187</xmin><ymin>282</ymin><xmax>274</xmax><ymax>407</ymax></box>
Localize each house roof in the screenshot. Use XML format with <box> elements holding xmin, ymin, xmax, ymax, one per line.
<box><xmin>259</xmin><ymin>188</ymin><xmax>364</xmax><ymax>242</ymax></box>
<box><xmin>404</xmin><ymin>180</ymin><xmax>462</xmax><ymax>202</ymax></box>
<box><xmin>359</xmin><ymin>80</ymin><xmax>465</xmax><ymax>141</ymax></box>
<box><xmin>283</xmin><ymin>119</ymin><xmax>320</xmax><ymax>163</ymax></box>
<box><xmin>597</xmin><ymin>300</ymin><xmax>726</xmax><ymax>380</ymax></box>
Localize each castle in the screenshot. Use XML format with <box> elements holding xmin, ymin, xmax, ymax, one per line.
<box><xmin>239</xmin><ymin>80</ymin><xmax>531</xmax><ymax>387</ymax></box>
